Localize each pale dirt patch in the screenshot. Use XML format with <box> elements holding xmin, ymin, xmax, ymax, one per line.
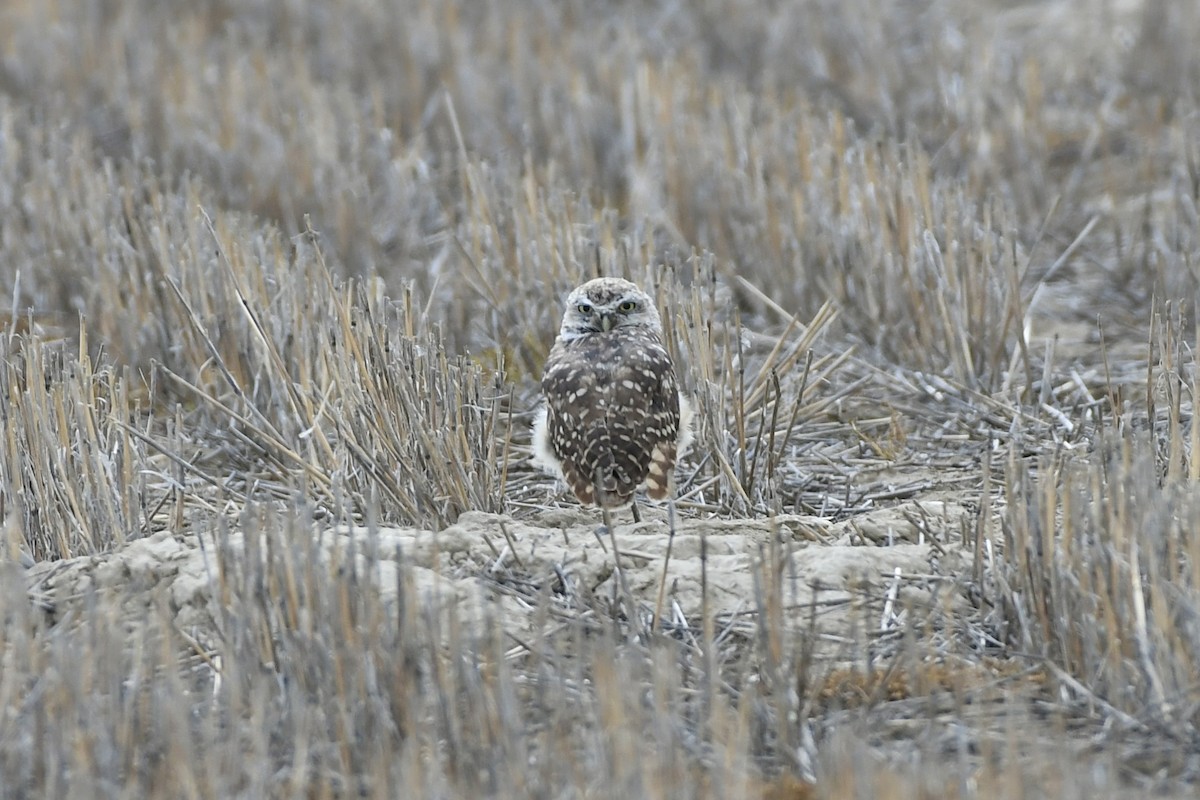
<box><xmin>25</xmin><ymin>501</ymin><xmax>972</xmax><ymax>660</ymax></box>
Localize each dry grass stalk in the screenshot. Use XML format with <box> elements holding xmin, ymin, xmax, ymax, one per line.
<box><xmin>0</xmin><ymin>0</ymin><xmax>1199</xmax><ymax>795</ymax></box>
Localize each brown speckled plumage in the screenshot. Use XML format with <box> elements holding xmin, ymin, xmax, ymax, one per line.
<box><xmin>532</xmin><ymin>278</ymin><xmax>692</xmax><ymax>508</ymax></box>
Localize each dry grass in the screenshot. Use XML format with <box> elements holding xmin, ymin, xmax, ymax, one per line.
<box><xmin>2</xmin><ymin>0</ymin><xmax>1200</xmax><ymax>796</ymax></box>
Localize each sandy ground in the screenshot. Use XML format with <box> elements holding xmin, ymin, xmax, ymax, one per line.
<box><xmin>24</xmin><ymin>501</ymin><xmax>972</xmax><ymax>662</ymax></box>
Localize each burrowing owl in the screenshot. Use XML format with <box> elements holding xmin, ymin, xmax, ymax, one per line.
<box><xmin>532</xmin><ymin>278</ymin><xmax>693</xmax><ymax>508</ymax></box>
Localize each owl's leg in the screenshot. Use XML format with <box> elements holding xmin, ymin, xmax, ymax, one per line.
<box><xmin>630</xmin><ymin>499</ymin><xmax>642</xmax><ymax>523</ymax></box>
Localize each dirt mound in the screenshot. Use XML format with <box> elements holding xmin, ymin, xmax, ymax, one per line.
<box><xmin>26</xmin><ymin>501</ymin><xmax>971</xmax><ymax>659</ymax></box>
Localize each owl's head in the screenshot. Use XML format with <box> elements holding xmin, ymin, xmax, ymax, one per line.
<box><xmin>558</xmin><ymin>278</ymin><xmax>662</xmax><ymax>340</ymax></box>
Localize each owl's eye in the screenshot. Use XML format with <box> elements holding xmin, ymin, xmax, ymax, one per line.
<box><xmin>618</xmin><ymin>300</ymin><xmax>638</xmax><ymax>312</ymax></box>
<box><xmin>576</xmin><ymin>303</ymin><xmax>593</xmax><ymax>315</ymax></box>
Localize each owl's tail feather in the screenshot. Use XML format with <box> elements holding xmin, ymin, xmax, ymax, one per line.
<box><xmin>562</xmin><ymin>462</ymin><xmax>637</xmax><ymax>508</ymax></box>
<box><xmin>595</xmin><ymin>462</ymin><xmax>639</xmax><ymax>508</ymax></box>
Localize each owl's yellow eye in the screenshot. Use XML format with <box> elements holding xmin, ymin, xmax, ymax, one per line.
<box><xmin>618</xmin><ymin>300</ymin><xmax>638</xmax><ymax>312</ymax></box>
<box><xmin>576</xmin><ymin>303</ymin><xmax>593</xmax><ymax>315</ymax></box>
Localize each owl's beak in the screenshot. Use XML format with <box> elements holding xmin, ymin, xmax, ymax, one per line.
<box><xmin>598</xmin><ymin>312</ymin><xmax>616</xmax><ymax>332</ymax></box>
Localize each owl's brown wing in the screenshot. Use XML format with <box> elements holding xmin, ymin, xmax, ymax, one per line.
<box><xmin>541</xmin><ymin>328</ymin><xmax>680</xmax><ymax>507</ymax></box>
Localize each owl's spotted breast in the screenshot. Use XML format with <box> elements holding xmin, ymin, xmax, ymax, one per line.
<box><xmin>540</xmin><ymin>327</ymin><xmax>680</xmax><ymax>507</ymax></box>
<box><xmin>532</xmin><ymin>278</ymin><xmax>691</xmax><ymax>509</ymax></box>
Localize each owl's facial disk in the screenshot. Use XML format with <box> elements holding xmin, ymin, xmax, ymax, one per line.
<box><xmin>572</xmin><ymin>302</ymin><xmax>624</xmax><ymax>332</ymax></box>
<box><xmin>560</xmin><ymin>279</ymin><xmax>659</xmax><ymax>339</ymax></box>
